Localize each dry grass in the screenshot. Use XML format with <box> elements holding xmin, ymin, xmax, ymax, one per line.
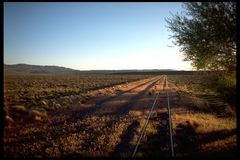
<box><xmin>178</xmin><ymin>84</ymin><xmax>192</xmax><ymax>94</ymax></box>
<box><xmin>4</xmin><ymin>75</ymin><xmax>236</xmax><ymax>157</ymax></box>
<box><xmin>133</xmin><ymin>117</ymin><xmax>167</xmax><ymax>158</ymax></box>
<box><xmin>128</xmin><ymin>75</ymin><xmax>237</xmax><ymax>158</ymax></box>
<box><xmin>8</xmin><ymin>105</ymin><xmax>28</xmax><ymax>121</ymax></box>
<box><xmin>41</xmin><ymin>100</ymin><xmax>48</xmax><ymax>106</ymax></box>
<box><xmin>199</xmin><ymin>135</ymin><xmax>236</xmax><ymax>153</ymax></box>
<box><xmin>172</xmin><ymin>112</ymin><xmax>236</xmax><ymax>157</ymax></box>
<box><xmin>148</xmin><ymin>89</ymin><xmax>154</xmax><ymax>95</ymax></box>
<box><xmin>5</xmin><ymin>115</ymin><xmax>14</xmax><ymax>125</ymax></box>
<box><xmin>11</xmin><ymin>105</ymin><xmax>27</xmax><ymax>113</ymax></box>
<box><xmin>127</xmin><ymin>118</ymin><xmax>146</xmax><ymax>156</ymax></box>
<box><xmin>128</xmin><ymin>110</ymin><xmax>143</xmax><ymax>117</ymax></box>
<box><xmin>4</xmin><ymin>74</ymin><xmax>152</xmax><ymax>124</ymax></box>
<box><xmin>29</xmin><ymin>109</ymin><xmax>48</xmax><ymax>121</ymax></box>
<box><xmin>172</xmin><ymin>113</ymin><xmax>236</xmax><ymax>134</ymax></box>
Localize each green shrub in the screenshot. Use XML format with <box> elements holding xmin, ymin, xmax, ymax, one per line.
<box><xmin>217</xmin><ymin>74</ymin><xmax>236</xmax><ymax>89</ymax></box>
<box><xmin>202</xmin><ymin>73</ymin><xmax>236</xmax><ymax>105</ymax></box>
<box><xmin>216</xmin><ymin>74</ymin><xmax>236</xmax><ymax>105</ymax></box>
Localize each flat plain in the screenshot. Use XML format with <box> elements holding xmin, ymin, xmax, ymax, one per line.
<box><xmin>3</xmin><ymin>73</ymin><xmax>236</xmax><ymax>158</ymax></box>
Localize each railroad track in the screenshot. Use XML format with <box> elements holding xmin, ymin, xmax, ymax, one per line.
<box><xmin>132</xmin><ymin>75</ymin><xmax>174</xmax><ymax>158</ymax></box>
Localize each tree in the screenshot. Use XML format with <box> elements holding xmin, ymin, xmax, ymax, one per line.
<box><xmin>165</xmin><ymin>2</ymin><xmax>236</xmax><ymax>72</ymax></box>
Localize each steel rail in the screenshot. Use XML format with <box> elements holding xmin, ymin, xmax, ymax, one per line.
<box><xmin>131</xmin><ymin>76</ymin><xmax>164</xmax><ymax>158</ymax></box>
<box><xmin>166</xmin><ymin>76</ymin><xmax>174</xmax><ymax>158</ymax></box>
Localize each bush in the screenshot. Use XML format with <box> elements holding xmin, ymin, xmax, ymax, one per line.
<box><xmin>202</xmin><ymin>73</ymin><xmax>236</xmax><ymax>105</ymax></box>
<box><xmin>10</xmin><ymin>105</ymin><xmax>29</xmax><ymax>118</ymax></box>
<box><xmin>216</xmin><ymin>74</ymin><xmax>236</xmax><ymax>105</ymax></box>
<box><xmin>29</xmin><ymin>109</ymin><xmax>48</xmax><ymax>121</ymax></box>
<box><xmin>217</xmin><ymin>74</ymin><xmax>236</xmax><ymax>89</ymax></box>
<box><xmin>11</xmin><ymin>105</ymin><xmax>27</xmax><ymax>112</ymax></box>
<box><xmin>54</xmin><ymin>103</ymin><xmax>62</xmax><ymax>109</ymax></box>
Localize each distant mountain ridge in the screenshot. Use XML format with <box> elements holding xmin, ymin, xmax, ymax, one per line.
<box><xmin>4</xmin><ymin>64</ymin><xmax>80</xmax><ymax>74</ymax></box>
<box><xmin>4</xmin><ymin>63</ymin><xmax>181</xmax><ymax>75</ymax></box>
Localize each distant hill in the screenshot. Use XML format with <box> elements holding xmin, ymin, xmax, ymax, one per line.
<box><xmin>4</xmin><ymin>64</ymin><xmax>81</xmax><ymax>75</ymax></box>
<box><xmin>4</xmin><ymin>63</ymin><xmax>199</xmax><ymax>75</ymax></box>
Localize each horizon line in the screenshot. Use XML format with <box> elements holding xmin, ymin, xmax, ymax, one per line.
<box><xmin>4</xmin><ymin>63</ymin><xmax>194</xmax><ymax>71</ymax></box>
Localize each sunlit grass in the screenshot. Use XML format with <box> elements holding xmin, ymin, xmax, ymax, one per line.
<box><xmin>4</xmin><ymin>74</ymin><xmax>153</xmax><ymax>124</ymax></box>
<box><xmin>172</xmin><ymin>113</ymin><xmax>236</xmax><ymax>134</ymax></box>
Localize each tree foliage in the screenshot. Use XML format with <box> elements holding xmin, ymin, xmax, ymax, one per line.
<box><xmin>166</xmin><ymin>2</ymin><xmax>236</xmax><ymax>72</ymax></box>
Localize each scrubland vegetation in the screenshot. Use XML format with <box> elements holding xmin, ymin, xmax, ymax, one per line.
<box><xmin>128</xmin><ymin>74</ymin><xmax>236</xmax><ymax>158</ymax></box>
<box><xmin>168</xmin><ymin>73</ymin><xmax>236</xmax><ymax>111</ymax></box>
<box><xmin>3</xmin><ymin>73</ymin><xmax>236</xmax><ymax>158</ymax></box>
<box><xmin>4</xmin><ymin>74</ymin><xmax>152</xmax><ymax>124</ymax></box>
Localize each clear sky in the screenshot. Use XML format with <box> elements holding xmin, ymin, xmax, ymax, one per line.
<box><xmin>4</xmin><ymin>2</ymin><xmax>192</xmax><ymax>70</ymax></box>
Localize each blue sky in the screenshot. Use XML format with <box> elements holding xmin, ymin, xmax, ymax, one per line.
<box><xmin>4</xmin><ymin>2</ymin><xmax>192</xmax><ymax>70</ymax></box>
